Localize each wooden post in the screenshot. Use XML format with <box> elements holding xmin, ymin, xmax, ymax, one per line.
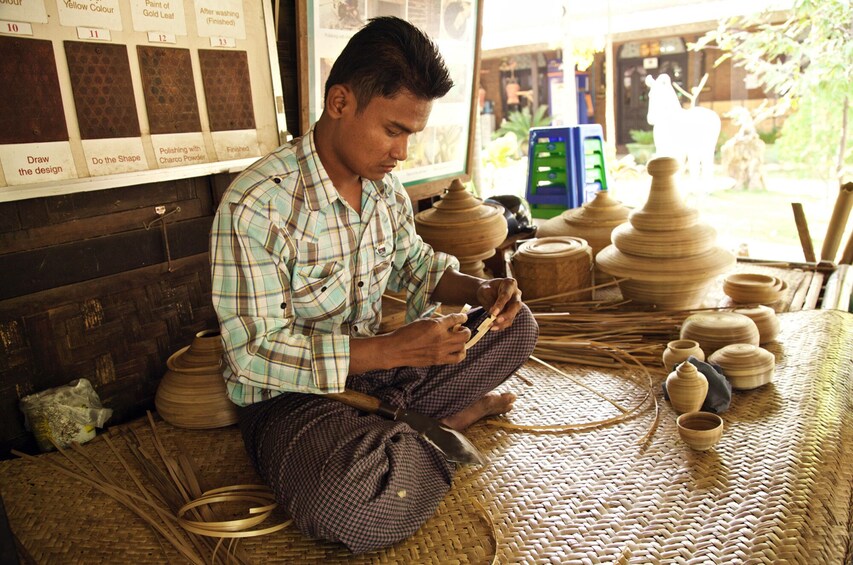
<box><xmin>791</xmin><ymin>202</ymin><xmax>817</xmax><ymax>263</ymax></box>
<box><xmin>820</xmin><ymin>182</ymin><xmax>853</xmax><ymax>263</ymax></box>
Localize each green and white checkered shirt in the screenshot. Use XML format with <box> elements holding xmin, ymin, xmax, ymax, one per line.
<box><xmin>210</xmin><ymin>130</ymin><xmax>458</xmax><ymax>406</ymax></box>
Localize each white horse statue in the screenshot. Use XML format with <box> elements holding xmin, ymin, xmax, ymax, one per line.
<box><xmin>645</xmin><ymin>74</ymin><xmax>721</xmax><ymax>183</ymax></box>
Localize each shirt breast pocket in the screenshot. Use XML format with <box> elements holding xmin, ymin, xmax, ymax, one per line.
<box><xmin>290</xmin><ymin>262</ymin><xmax>348</xmax><ymax>321</ymax></box>
<box><xmin>368</xmin><ymin>258</ymin><xmax>393</xmax><ymax>298</ymax></box>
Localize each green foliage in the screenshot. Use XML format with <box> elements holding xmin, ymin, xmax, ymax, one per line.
<box><xmin>482</xmin><ymin>132</ymin><xmax>521</xmax><ymax>169</ymax></box>
<box><xmin>757</xmin><ymin>126</ymin><xmax>780</xmax><ymax>145</ymax></box>
<box><xmin>692</xmin><ymin>0</ymin><xmax>853</xmax><ymax>180</ymax></box>
<box><xmin>629</xmin><ymin>129</ymin><xmax>655</xmax><ymax>145</ymax></box>
<box><xmin>494</xmin><ymin>106</ymin><xmax>551</xmax><ymax>154</ymax></box>
<box><xmin>777</xmin><ymin>95</ymin><xmax>853</xmax><ymax>179</ymax></box>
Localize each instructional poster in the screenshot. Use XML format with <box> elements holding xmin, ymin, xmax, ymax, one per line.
<box><xmin>0</xmin><ymin>0</ymin><xmax>285</xmax><ymax>200</ymax></box>
<box><xmin>303</xmin><ymin>0</ymin><xmax>480</xmax><ymax>192</ymax></box>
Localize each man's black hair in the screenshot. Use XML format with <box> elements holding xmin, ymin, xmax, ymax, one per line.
<box><xmin>324</xmin><ymin>16</ymin><xmax>454</xmax><ymax>111</ymax></box>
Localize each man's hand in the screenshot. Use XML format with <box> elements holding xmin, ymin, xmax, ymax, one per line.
<box><xmin>475</xmin><ymin>277</ymin><xmax>522</xmax><ymax>331</ymax></box>
<box><xmin>384</xmin><ymin>312</ymin><xmax>471</xmax><ymax>367</ymax></box>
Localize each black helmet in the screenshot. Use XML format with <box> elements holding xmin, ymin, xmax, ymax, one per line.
<box><xmin>485</xmin><ymin>195</ymin><xmax>537</xmax><ymax>236</ymax></box>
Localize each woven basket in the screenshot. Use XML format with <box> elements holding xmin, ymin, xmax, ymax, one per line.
<box><xmin>511</xmin><ymin>236</ymin><xmax>593</xmax><ymax>300</ymax></box>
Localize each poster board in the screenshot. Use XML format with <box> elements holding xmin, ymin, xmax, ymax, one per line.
<box><xmin>0</xmin><ymin>0</ymin><xmax>287</xmax><ymax>203</ymax></box>
<box><xmin>296</xmin><ymin>0</ymin><xmax>483</xmax><ymax>201</ymax></box>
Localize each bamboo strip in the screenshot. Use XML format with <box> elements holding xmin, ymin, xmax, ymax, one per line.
<box><xmin>804</xmin><ymin>272</ymin><xmax>825</xmax><ymax>310</ymax></box>
<box><xmin>471</xmin><ymin>497</ymin><xmax>498</xmax><ymax>565</ymax></box>
<box><xmin>10</xmin><ymin>449</ymin><xmax>207</xmax><ymax>565</ymax></box>
<box><xmin>524</xmin><ymin>278</ymin><xmax>628</xmax><ymax>305</ymax></box>
<box><xmin>821</xmin><ymin>265</ymin><xmax>852</xmax><ymax>311</ymax></box>
<box><xmin>530</xmin><ymin>355</ymin><xmax>628</xmax><ymax>413</ymax></box>
<box><xmin>381</xmin><ymin>292</ymin><xmax>407</xmax><ymax>305</ymax></box>
<box><xmin>789</xmin><ymin>271</ymin><xmax>812</xmax><ymax>312</ymax></box>
<box><xmin>103</xmin><ymin>436</ymin><xmax>203</xmax><ymax>561</ymax></box>
<box><xmin>837</xmin><ymin>265</ymin><xmax>853</xmax><ymax>311</ymax></box>
<box><xmin>11</xmin><ymin>413</ymin><xmax>288</xmax><ymax>565</ymax></box>
<box><xmin>487</xmin><ymin>341</ymin><xmax>658</xmax><ymax>444</ymax></box>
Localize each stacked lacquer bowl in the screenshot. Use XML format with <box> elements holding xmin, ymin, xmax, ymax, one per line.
<box><xmin>722</xmin><ymin>273</ymin><xmax>787</xmax><ymax>305</ymax></box>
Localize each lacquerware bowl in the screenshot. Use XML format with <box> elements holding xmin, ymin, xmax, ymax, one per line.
<box><xmin>680</xmin><ymin>311</ymin><xmax>760</xmax><ymax>356</ymax></box>
<box><xmin>676</xmin><ymin>411</ymin><xmax>723</xmax><ymax>451</ymax></box>
<box><xmin>732</xmin><ymin>304</ymin><xmax>780</xmax><ymax>344</ymax></box>
<box><xmin>708</xmin><ymin>343</ymin><xmax>775</xmax><ymax>390</ymax></box>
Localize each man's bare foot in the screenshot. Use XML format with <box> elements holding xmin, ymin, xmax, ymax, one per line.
<box><xmin>441</xmin><ymin>391</ymin><xmax>516</xmax><ymax>431</ymax></box>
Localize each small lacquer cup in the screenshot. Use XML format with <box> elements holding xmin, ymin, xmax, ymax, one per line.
<box><xmin>676</xmin><ymin>411</ymin><xmax>723</xmax><ymax>451</ymax></box>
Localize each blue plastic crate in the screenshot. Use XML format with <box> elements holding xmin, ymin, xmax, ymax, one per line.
<box><xmin>526</xmin><ymin>124</ymin><xmax>608</xmax><ymax>218</ymax></box>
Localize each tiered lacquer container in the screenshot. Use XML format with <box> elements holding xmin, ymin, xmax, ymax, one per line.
<box><xmin>414</xmin><ymin>179</ymin><xmax>508</xmax><ymax>278</ymax></box>
<box><xmin>596</xmin><ymin>157</ymin><xmax>735</xmax><ymax>309</ymax></box>
<box><xmin>536</xmin><ymin>190</ymin><xmax>630</xmax><ymax>280</ymax></box>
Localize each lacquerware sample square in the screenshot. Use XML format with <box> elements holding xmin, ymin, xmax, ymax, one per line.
<box><xmin>137</xmin><ymin>46</ymin><xmax>201</xmax><ymax>134</ymax></box>
<box><xmin>0</xmin><ymin>36</ymin><xmax>69</xmax><ymax>145</ymax></box>
<box><xmin>64</xmin><ymin>42</ymin><xmax>140</xmax><ymax>140</ymax></box>
<box><xmin>198</xmin><ymin>50</ymin><xmax>256</xmax><ymax>131</ymax></box>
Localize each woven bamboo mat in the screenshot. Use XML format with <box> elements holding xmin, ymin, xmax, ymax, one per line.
<box><xmin>1</xmin><ymin>310</ymin><xmax>851</xmax><ymax>564</ymax></box>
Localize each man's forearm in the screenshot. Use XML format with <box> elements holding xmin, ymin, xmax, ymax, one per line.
<box><xmin>430</xmin><ymin>267</ymin><xmax>483</xmax><ymax>306</ymax></box>
<box><xmin>348</xmin><ymin>333</ymin><xmax>395</xmax><ymax>374</ymax></box>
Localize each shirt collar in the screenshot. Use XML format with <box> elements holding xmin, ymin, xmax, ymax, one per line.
<box><xmin>295</xmin><ymin>127</ymin><xmax>392</xmax><ymax>212</ymax></box>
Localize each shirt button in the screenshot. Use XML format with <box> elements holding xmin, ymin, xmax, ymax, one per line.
<box><xmin>357</xmin><ymin>281</ymin><xmax>364</xmax><ymax>288</ymax></box>
<box><xmin>321</xmin><ymin>286</ymin><xmax>327</xmax><ymax>292</ymax></box>
<box><xmin>353</xmin><ymin>325</ymin><xmax>358</xmax><ymax>332</ymax></box>
<box><xmin>272</xmin><ymin>177</ymin><xmax>281</xmax><ymax>184</ymax></box>
<box><xmin>280</xmin><ymin>302</ymin><xmax>286</xmax><ymax>309</ymax></box>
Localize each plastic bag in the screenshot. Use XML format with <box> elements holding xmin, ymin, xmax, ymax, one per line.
<box><xmin>19</xmin><ymin>378</ymin><xmax>113</xmax><ymax>452</ymax></box>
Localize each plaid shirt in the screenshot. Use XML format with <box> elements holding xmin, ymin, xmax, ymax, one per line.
<box><xmin>210</xmin><ymin>130</ymin><xmax>458</xmax><ymax>406</ymax></box>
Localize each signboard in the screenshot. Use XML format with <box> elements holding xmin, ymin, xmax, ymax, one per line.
<box><xmin>0</xmin><ymin>0</ymin><xmax>287</xmax><ymax>202</ymax></box>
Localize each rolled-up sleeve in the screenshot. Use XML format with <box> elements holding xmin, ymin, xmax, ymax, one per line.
<box><xmin>211</xmin><ymin>199</ymin><xmax>349</xmax><ymax>406</ymax></box>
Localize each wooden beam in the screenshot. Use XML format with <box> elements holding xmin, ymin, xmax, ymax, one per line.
<box><xmin>790</xmin><ymin>202</ymin><xmax>817</xmax><ymax>263</ymax></box>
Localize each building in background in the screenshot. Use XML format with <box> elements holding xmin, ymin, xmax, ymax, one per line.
<box><xmin>478</xmin><ymin>0</ymin><xmax>793</xmax><ymax>149</ymax></box>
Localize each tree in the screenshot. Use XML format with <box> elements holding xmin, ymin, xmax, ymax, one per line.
<box><xmin>693</xmin><ymin>0</ymin><xmax>853</xmax><ymax>181</ymax></box>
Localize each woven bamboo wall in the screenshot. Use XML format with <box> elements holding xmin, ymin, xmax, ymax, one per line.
<box><xmin>0</xmin><ymin>176</ymin><xmax>229</xmax><ymax>456</ymax></box>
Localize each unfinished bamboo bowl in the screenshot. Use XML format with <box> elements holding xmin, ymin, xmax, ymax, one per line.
<box><xmin>536</xmin><ymin>190</ymin><xmax>629</xmax><ymax>279</ymax></box>
<box><xmin>155</xmin><ymin>330</ymin><xmax>238</xmax><ymax>429</ymax></box>
<box><xmin>414</xmin><ymin>179</ymin><xmax>508</xmax><ymax>278</ymax></box>
<box><xmin>595</xmin><ymin>157</ymin><xmax>735</xmax><ymax>309</ymax></box>
<box><xmin>511</xmin><ymin>236</ymin><xmax>593</xmax><ymax>300</ymax></box>
<box><xmin>680</xmin><ymin>311</ymin><xmax>760</xmax><ymax>356</ymax></box>
<box><xmin>708</xmin><ymin>343</ymin><xmax>776</xmax><ymax>390</ymax></box>
<box><xmin>676</xmin><ymin>411</ymin><xmax>723</xmax><ymax>451</ymax></box>
<box><xmin>732</xmin><ymin>305</ymin><xmax>780</xmax><ymax>344</ymax></box>
<box><xmin>662</xmin><ymin>339</ymin><xmax>705</xmax><ymax>369</ymax></box>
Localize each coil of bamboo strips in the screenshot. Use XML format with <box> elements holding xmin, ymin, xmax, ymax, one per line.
<box><xmin>155</xmin><ymin>330</ymin><xmax>238</xmax><ymax>430</ymax></box>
